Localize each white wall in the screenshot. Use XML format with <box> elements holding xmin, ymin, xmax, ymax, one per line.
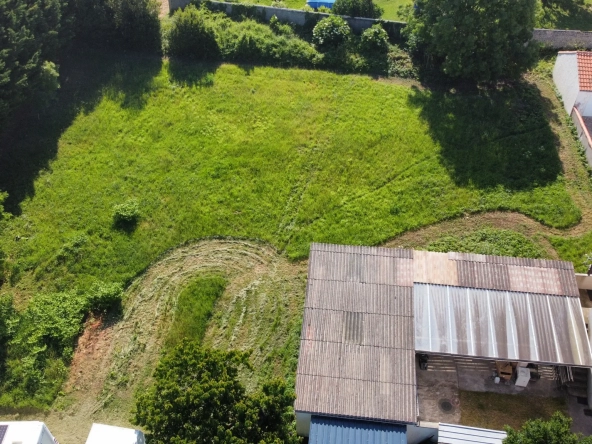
<box><xmin>576</xmin><ymin>91</ymin><xmax>592</xmax><ymax>117</ymax></box>
<box><xmin>554</xmin><ymin>52</ymin><xmax>580</xmax><ymax>114</ymax></box>
<box><xmin>295</xmin><ymin>412</ymin><xmax>312</xmax><ymax>437</ymax></box>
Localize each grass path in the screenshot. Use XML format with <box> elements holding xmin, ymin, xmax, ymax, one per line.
<box><xmin>3</xmin><ymin>239</ymin><xmax>306</xmax><ymax>444</ymax></box>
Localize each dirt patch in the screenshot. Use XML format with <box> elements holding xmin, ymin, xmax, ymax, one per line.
<box><xmin>7</xmin><ymin>239</ymin><xmax>306</xmax><ymax>444</ymax></box>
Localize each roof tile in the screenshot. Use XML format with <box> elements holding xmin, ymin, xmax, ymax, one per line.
<box><xmin>578</xmin><ymin>52</ymin><xmax>592</xmax><ymax>92</ymax></box>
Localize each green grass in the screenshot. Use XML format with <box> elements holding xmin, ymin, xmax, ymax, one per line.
<box><xmin>165</xmin><ymin>275</ymin><xmax>226</xmax><ymax>348</ymax></box>
<box><xmin>537</xmin><ymin>0</ymin><xmax>592</xmax><ymax>31</ymax></box>
<box><xmin>549</xmin><ymin>232</ymin><xmax>592</xmax><ymax>272</ymax></box>
<box><xmin>427</xmin><ymin>228</ymin><xmax>547</xmax><ymax>258</ymax></box>
<box><xmin>0</xmin><ymin>51</ymin><xmax>581</xmax><ymax>299</ymax></box>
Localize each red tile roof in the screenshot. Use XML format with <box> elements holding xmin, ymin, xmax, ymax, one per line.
<box><xmin>578</xmin><ymin>52</ymin><xmax>592</xmax><ymax>92</ymax></box>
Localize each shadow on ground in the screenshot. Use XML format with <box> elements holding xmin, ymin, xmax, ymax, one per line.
<box><xmin>0</xmin><ymin>51</ymin><xmax>162</xmax><ymax>215</ymax></box>
<box><xmin>407</xmin><ymin>81</ymin><xmax>563</xmax><ymax>191</ymax></box>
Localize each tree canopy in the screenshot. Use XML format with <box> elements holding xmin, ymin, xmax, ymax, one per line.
<box><xmin>133</xmin><ymin>341</ymin><xmax>300</xmax><ymax>444</ymax></box>
<box><xmin>504</xmin><ymin>412</ymin><xmax>592</xmax><ymax>444</ymax></box>
<box><xmin>331</xmin><ymin>0</ymin><xmax>383</xmax><ymax>19</ymax></box>
<box><xmin>404</xmin><ymin>0</ymin><xmax>538</xmax><ymax>82</ymax></box>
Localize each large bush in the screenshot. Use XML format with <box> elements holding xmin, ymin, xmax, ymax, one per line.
<box><xmin>133</xmin><ymin>341</ymin><xmax>300</xmax><ymax>443</ymax></box>
<box><xmin>312</xmin><ymin>15</ymin><xmax>351</xmax><ymax>50</ymax></box>
<box><xmin>403</xmin><ymin>0</ymin><xmax>537</xmax><ymax>82</ymax></box>
<box><xmin>332</xmin><ymin>0</ymin><xmax>383</xmax><ymax>18</ymax></box>
<box><xmin>167</xmin><ymin>5</ymin><xmax>220</xmax><ymax>59</ymax></box>
<box><xmin>360</xmin><ymin>24</ymin><xmax>389</xmax><ymax>54</ymax></box>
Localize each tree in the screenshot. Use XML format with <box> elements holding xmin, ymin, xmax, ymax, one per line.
<box><xmin>332</xmin><ymin>0</ymin><xmax>383</xmax><ymax>19</ymax></box>
<box><xmin>0</xmin><ymin>0</ymin><xmax>63</xmax><ymax>123</ymax></box>
<box><xmin>403</xmin><ymin>0</ymin><xmax>538</xmax><ymax>82</ymax></box>
<box><xmin>504</xmin><ymin>412</ymin><xmax>592</xmax><ymax>444</ymax></box>
<box><xmin>133</xmin><ymin>341</ymin><xmax>300</xmax><ymax>444</ymax></box>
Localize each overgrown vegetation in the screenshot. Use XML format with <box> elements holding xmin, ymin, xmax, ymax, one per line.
<box><xmin>427</xmin><ymin>228</ymin><xmax>546</xmax><ymax>258</ymax></box>
<box><xmin>133</xmin><ymin>342</ymin><xmax>300</xmax><ymax>443</ymax></box>
<box><xmin>165</xmin><ymin>275</ymin><xmax>226</xmax><ymax>348</ymax></box>
<box><xmin>504</xmin><ymin>412</ymin><xmax>592</xmax><ymax>443</ymax></box>
<box><xmin>0</xmin><ymin>282</ymin><xmax>122</xmax><ymax>408</ymax></box>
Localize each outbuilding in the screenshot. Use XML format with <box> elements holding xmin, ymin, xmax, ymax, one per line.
<box><xmin>0</xmin><ymin>421</ymin><xmax>57</xmax><ymax>444</ymax></box>
<box><xmin>554</xmin><ymin>51</ymin><xmax>592</xmax><ymax>163</ymax></box>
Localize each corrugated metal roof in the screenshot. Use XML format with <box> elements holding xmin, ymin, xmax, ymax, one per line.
<box><xmin>438</xmin><ymin>423</ymin><xmax>506</xmax><ymax>444</ymax></box>
<box><xmin>309</xmin><ymin>416</ymin><xmax>407</xmax><ymax>444</ymax></box>
<box><xmin>414</xmin><ymin>251</ymin><xmax>578</xmax><ymax>297</ymax></box>
<box><xmin>414</xmin><ymin>283</ymin><xmax>592</xmax><ymax>366</ymax></box>
<box><xmin>295</xmin><ymin>243</ymin><xmax>416</xmax><ymax>424</ymax></box>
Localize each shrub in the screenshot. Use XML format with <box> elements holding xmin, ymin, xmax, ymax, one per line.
<box><xmin>269</xmin><ymin>15</ymin><xmax>294</xmax><ymax>36</ymax></box>
<box><xmin>86</xmin><ymin>281</ymin><xmax>124</xmax><ymax>312</ymax></box>
<box><xmin>312</xmin><ymin>16</ymin><xmax>351</xmax><ymax>50</ymax></box>
<box><xmin>318</xmin><ymin>5</ymin><xmax>332</xmax><ymax>12</ymax></box>
<box><xmin>271</xmin><ymin>0</ymin><xmax>288</xmax><ymax>7</ymax></box>
<box><xmin>360</xmin><ymin>24</ymin><xmax>389</xmax><ymax>54</ymax></box>
<box><xmin>167</xmin><ymin>5</ymin><xmax>220</xmax><ymax>60</ymax></box>
<box><xmin>112</xmin><ymin>199</ymin><xmax>141</xmax><ymax>225</ymax></box>
<box><xmin>332</xmin><ymin>0</ymin><xmax>383</xmax><ymax>18</ymax></box>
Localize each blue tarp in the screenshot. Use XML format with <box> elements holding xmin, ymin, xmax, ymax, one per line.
<box><xmin>306</xmin><ymin>0</ymin><xmax>335</xmax><ymax>9</ymax></box>
<box><xmin>309</xmin><ymin>416</ymin><xmax>407</xmax><ymax>444</ymax></box>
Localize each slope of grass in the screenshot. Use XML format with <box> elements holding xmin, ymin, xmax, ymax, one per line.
<box><xmin>0</xmin><ymin>51</ymin><xmax>580</xmax><ymax>301</ymax></box>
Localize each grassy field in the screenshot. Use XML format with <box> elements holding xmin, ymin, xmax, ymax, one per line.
<box><xmin>0</xmin><ymin>52</ymin><xmax>581</xmax><ymax>303</ymax></box>
<box><xmin>459</xmin><ymin>390</ymin><xmax>567</xmax><ymax>431</ymax></box>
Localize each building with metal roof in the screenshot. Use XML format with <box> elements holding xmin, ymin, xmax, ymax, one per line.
<box><xmin>438</xmin><ymin>423</ymin><xmax>506</xmax><ymax>444</ymax></box>
<box><xmin>309</xmin><ymin>416</ymin><xmax>408</xmax><ymax>444</ymax></box>
<box><xmin>295</xmin><ymin>243</ymin><xmax>592</xmax><ymax>440</ymax></box>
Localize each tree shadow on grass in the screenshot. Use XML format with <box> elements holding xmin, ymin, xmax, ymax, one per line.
<box><xmin>0</xmin><ymin>51</ymin><xmax>162</xmax><ymax>215</ymax></box>
<box><xmin>406</xmin><ymin>81</ymin><xmax>564</xmax><ymax>191</ymax></box>
<box><xmin>168</xmin><ymin>58</ymin><xmax>221</xmax><ymax>87</ymax></box>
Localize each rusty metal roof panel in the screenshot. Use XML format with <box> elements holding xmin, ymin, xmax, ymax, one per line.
<box><xmin>310</xmin><ymin>243</ymin><xmax>413</xmax><ymax>259</ymax></box>
<box><xmin>414</xmin><ymin>283</ymin><xmax>592</xmax><ymax>366</ymax></box>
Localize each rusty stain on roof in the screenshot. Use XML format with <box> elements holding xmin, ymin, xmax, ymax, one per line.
<box><xmin>578</xmin><ymin>52</ymin><xmax>592</xmax><ymax>92</ymax></box>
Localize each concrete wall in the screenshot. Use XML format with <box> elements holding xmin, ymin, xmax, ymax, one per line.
<box><xmin>295</xmin><ymin>411</ymin><xmax>312</xmax><ymax>437</ymax></box>
<box><xmin>572</xmin><ymin>108</ymin><xmax>592</xmax><ymax>165</ymax></box>
<box><xmin>576</xmin><ymin>273</ymin><xmax>592</xmax><ymax>290</ymax></box>
<box><xmin>577</xmin><ymin>91</ymin><xmax>592</xmax><ymax>117</ymax></box>
<box><xmin>554</xmin><ymin>52</ymin><xmax>580</xmax><ymax>114</ymax></box>
<box><xmin>533</xmin><ymin>28</ymin><xmax>592</xmax><ymax>50</ymax></box>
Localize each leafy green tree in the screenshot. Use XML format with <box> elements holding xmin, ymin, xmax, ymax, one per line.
<box><xmin>332</xmin><ymin>0</ymin><xmax>383</xmax><ymax>19</ymax></box>
<box><xmin>504</xmin><ymin>412</ymin><xmax>592</xmax><ymax>444</ymax></box>
<box><xmin>403</xmin><ymin>0</ymin><xmax>538</xmax><ymax>82</ymax></box>
<box><xmin>0</xmin><ymin>0</ymin><xmax>63</xmax><ymax>123</ymax></box>
<box><xmin>133</xmin><ymin>341</ymin><xmax>300</xmax><ymax>443</ymax></box>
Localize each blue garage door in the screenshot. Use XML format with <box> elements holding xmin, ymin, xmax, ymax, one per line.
<box><xmin>309</xmin><ymin>416</ymin><xmax>407</xmax><ymax>444</ymax></box>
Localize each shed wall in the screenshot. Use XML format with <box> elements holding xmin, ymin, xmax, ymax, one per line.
<box><xmin>577</xmin><ymin>91</ymin><xmax>592</xmax><ymax>116</ymax></box>
<box><xmin>554</xmin><ymin>52</ymin><xmax>580</xmax><ymax>114</ymax></box>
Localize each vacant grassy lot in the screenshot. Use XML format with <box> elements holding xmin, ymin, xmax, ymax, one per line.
<box><xmin>460</xmin><ymin>390</ymin><xmax>567</xmax><ymax>431</ymax></box>
<box><xmin>0</xmin><ymin>51</ymin><xmax>580</xmax><ymax>301</ymax></box>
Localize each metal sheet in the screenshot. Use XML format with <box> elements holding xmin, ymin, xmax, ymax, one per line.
<box><xmin>414</xmin><ymin>283</ymin><xmax>592</xmax><ymax>366</ymax></box>
<box><xmin>438</xmin><ymin>423</ymin><xmax>506</xmax><ymax>444</ymax></box>
<box><xmin>309</xmin><ymin>416</ymin><xmax>407</xmax><ymax>444</ymax></box>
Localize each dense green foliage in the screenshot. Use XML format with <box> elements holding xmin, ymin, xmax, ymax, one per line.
<box><xmin>167</xmin><ymin>6</ymin><xmax>318</xmax><ymax>67</ymax></box>
<box><xmin>332</xmin><ymin>0</ymin><xmax>384</xmax><ymax>18</ymax></box>
<box><xmin>403</xmin><ymin>0</ymin><xmax>538</xmax><ymax>82</ymax></box>
<box><xmin>360</xmin><ymin>24</ymin><xmax>389</xmax><ymax>54</ymax></box>
<box><xmin>166</xmin><ymin>275</ymin><xmax>226</xmax><ymax>347</ymax></box>
<box><xmin>504</xmin><ymin>412</ymin><xmax>592</xmax><ymax>444</ymax></box>
<box><xmin>112</xmin><ymin>199</ymin><xmax>141</xmax><ymax>227</ymax></box>
<box><xmin>0</xmin><ymin>56</ymin><xmax>579</xmax><ymax>300</ymax></box>
<box><xmin>550</xmin><ymin>232</ymin><xmax>592</xmax><ymax>272</ymax></box>
<box><xmin>0</xmin><ymin>281</ymin><xmax>122</xmax><ymax>407</ymax></box>
<box><xmin>0</xmin><ymin>0</ymin><xmax>63</xmax><ymax>123</ymax></box>
<box><xmin>427</xmin><ymin>228</ymin><xmax>546</xmax><ymax>258</ymax></box>
<box><xmin>134</xmin><ymin>342</ymin><xmax>299</xmax><ymax>443</ymax></box>
<box><xmin>312</xmin><ymin>15</ymin><xmax>351</xmax><ymax>50</ymax></box>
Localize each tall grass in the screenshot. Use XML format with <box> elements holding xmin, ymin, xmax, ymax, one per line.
<box><xmin>0</xmin><ymin>53</ymin><xmax>580</xmax><ymax>299</ymax></box>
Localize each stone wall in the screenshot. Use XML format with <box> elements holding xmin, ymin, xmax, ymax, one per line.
<box><xmin>167</xmin><ymin>0</ymin><xmax>592</xmax><ymax>49</ymax></box>
<box><xmin>533</xmin><ymin>28</ymin><xmax>592</xmax><ymax>50</ymax></box>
